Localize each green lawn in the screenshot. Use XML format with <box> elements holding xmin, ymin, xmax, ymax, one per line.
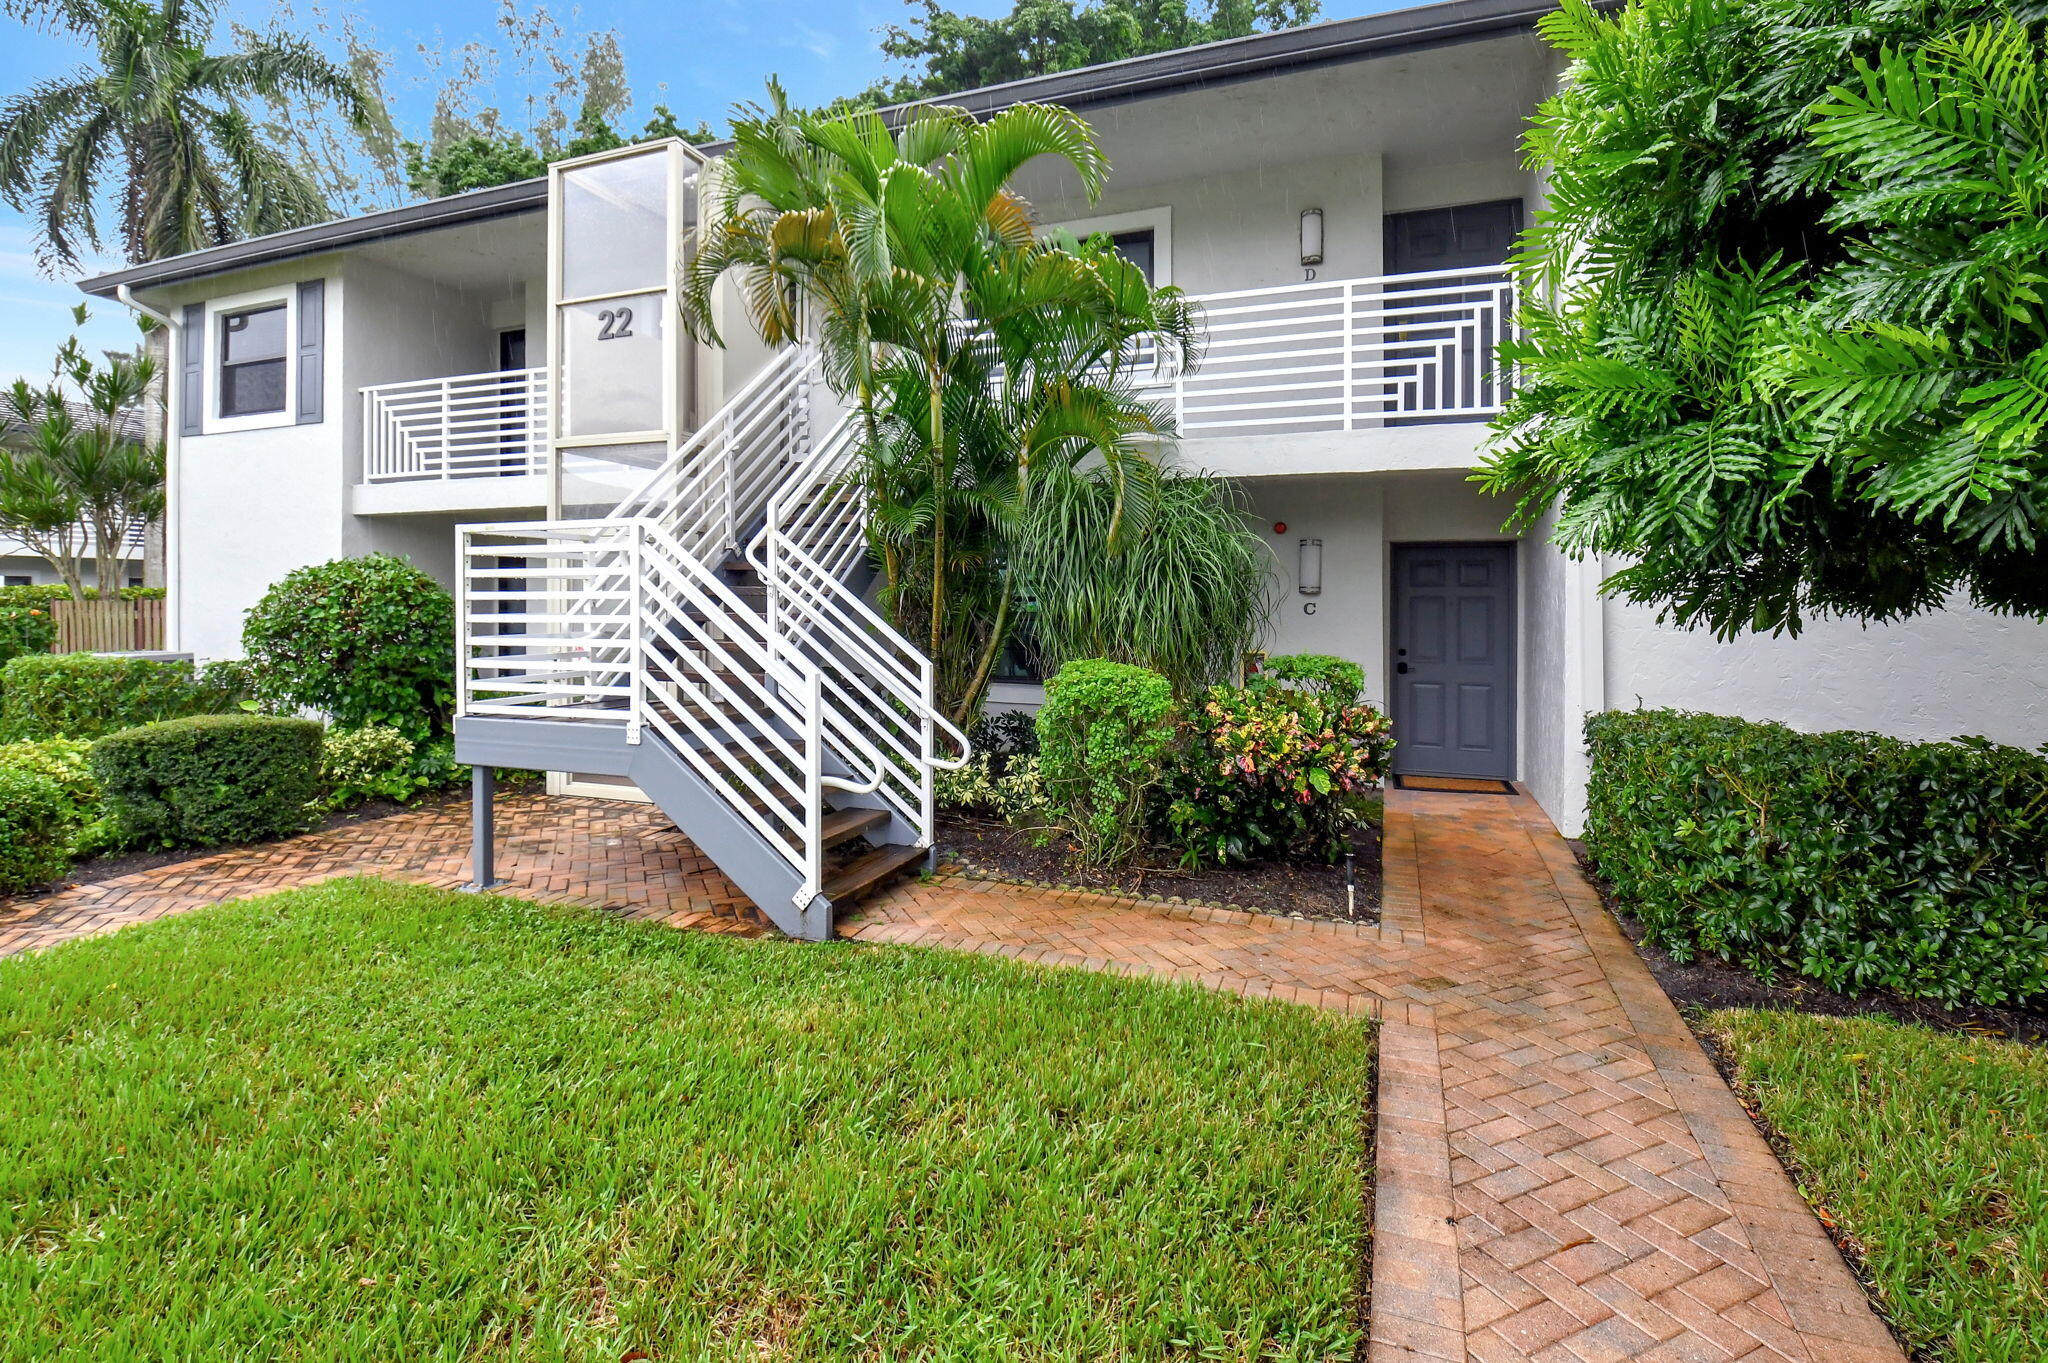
<box><xmin>1703</xmin><ymin>1010</ymin><xmax>2047</xmax><ymax>1363</ymax></box>
<box><xmin>0</xmin><ymin>880</ymin><xmax>1369</xmax><ymax>1361</ymax></box>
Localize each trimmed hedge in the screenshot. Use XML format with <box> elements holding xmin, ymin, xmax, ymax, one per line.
<box><xmin>0</xmin><ymin>654</ymin><xmax>250</xmax><ymax>741</ymax></box>
<box><xmin>0</xmin><ymin>765</ymin><xmax>75</xmax><ymax>892</ymax></box>
<box><xmin>0</xmin><ymin>585</ymin><xmax>165</xmax><ymax>607</ymax></box>
<box><xmin>1584</xmin><ymin>709</ymin><xmax>2048</xmax><ymax>1009</ymax></box>
<box><xmin>92</xmin><ymin>715</ymin><xmax>324</xmax><ymax>849</ymax></box>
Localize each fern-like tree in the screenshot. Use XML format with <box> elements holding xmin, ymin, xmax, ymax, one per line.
<box><xmin>1482</xmin><ymin>0</ymin><xmax>2048</xmax><ymax>637</ymax></box>
<box><xmin>684</xmin><ymin>85</ymin><xmax>1207</xmax><ymax>719</ymax></box>
<box><xmin>0</xmin><ymin>0</ymin><xmax>372</xmax><ymax>268</ymax></box>
<box><xmin>0</xmin><ymin>309</ymin><xmax>165</xmax><ymax>600</ymax></box>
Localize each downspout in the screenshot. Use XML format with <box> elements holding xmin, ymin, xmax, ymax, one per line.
<box><xmin>114</xmin><ymin>283</ymin><xmax>180</xmax><ymax>653</ymax></box>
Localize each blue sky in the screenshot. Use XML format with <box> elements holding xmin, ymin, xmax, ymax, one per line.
<box><xmin>0</xmin><ymin>0</ymin><xmax>1410</xmax><ymax>387</ymax></box>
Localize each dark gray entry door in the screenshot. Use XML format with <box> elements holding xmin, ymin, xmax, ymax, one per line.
<box><xmin>1390</xmin><ymin>543</ymin><xmax>1516</xmax><ymax>779</ymax></box>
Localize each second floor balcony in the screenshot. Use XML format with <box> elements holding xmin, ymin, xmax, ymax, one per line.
<box><xmin>352</xmin><ymin>368</ymin><xmax>550</xmax><ymax>516</ymax></box>
<box><xmin>349</xmin><ymin>264</ymin><xmax>1512</xmax><ymax>513</ymax></box>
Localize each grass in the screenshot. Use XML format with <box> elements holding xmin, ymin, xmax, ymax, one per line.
<box><xmin>0</xmin><ymin>879</ymin><xmax>1370</xmax><ymax>1361</ymax></box>
<box><xmin>1702</xmin><ymin>1009</ymin><xmax>2047</xmax><ymax>1363</ymax></box>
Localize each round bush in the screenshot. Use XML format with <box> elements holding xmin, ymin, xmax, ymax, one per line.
<box><xmin>0</xmin><ymin>764</ymin><xmax>75</xmax><ymax>892</ymax></box>
<box><xmin>242</xmin><ymin>554</ymin><xmax>455</xmax><ymax>742</ymax></box>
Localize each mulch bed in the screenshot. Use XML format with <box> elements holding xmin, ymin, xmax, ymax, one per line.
<box><xmin>1569</xmin><ymin>842</ymin><xmax>2048</xmax><ymax>1047</ymax></box>
<box><xmin>12</xmin><ymin>789</ymin><xmax>479</xmax><ymax>900</ymax></box>
<box><xmin>936</xmin><ymin>813</ymin><xmax>1383</xmax><ymax>924</ymax></box>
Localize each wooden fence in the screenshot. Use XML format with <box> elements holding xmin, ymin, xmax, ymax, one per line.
<box><xmin>51</xmin><ymin>597</ymin><xmax>166</xmax><ymax>653</ymax></box>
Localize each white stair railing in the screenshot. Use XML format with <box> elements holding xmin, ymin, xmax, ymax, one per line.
<box><xmin>363</xmin><ymin>368</ymin><xmax>549</xmax><ymax>482</ymax></box>
<box><xmin>611</xmin><ymin>345</ymin><xmax>822</xmax><ymax>561</ymax></box>
<box><xmin>750</xmin><ymin>414</ymin><xmax>972</xmax><ymax>848</ymax></box>
<box><xmin>458</xmin><ymin>515</ymin><xmax>887</xmax><ymax>906</ymax></box>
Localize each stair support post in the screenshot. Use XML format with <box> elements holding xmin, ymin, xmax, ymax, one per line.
<box><xmin>795</xmin><ymin>666</ymin><xmax>825</xmax><ymax>933</ymax></box>
<box><xmin>463</xmin><ymin>764</ymin><xmax>507</xmax><ymax>892</ymax></box>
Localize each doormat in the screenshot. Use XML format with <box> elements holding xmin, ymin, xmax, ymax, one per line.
<box><xmin>1393</xmin><ymin>774</ymin><xmax>1516</xmax><ymax>795</ymax></box>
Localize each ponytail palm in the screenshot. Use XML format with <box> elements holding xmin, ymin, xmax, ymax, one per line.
<box><xmin>0</xmin><ymin>0</ymin><xmax>373</xmax><ymax>268</ymax></box>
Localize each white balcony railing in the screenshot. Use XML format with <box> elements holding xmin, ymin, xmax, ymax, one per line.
<box><xmin>361</xmin><ymin>368</ymin><xmax>549</xmax><ymax>483</ymax></box>
<box><xmin>1149</xmin><ymin>265</ymin><xmax>1514</xmax><ymax>436</ymax></box>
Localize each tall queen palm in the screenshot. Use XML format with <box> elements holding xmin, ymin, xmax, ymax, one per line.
<box><xmin>0</xmin><ymin>0</ymin><xmax>373</xmax><ymax>269</ymax></box>
<box><xmin>684</xmin><ymin>83</ymin><xmax>1199</xmax><ymax>715</ymax></box>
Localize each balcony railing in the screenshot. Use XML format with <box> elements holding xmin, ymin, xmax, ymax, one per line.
<box><xmin>361</xmin><ymin>368</ymin><xmax>549</xmax><ymax>483</ymax></box>
<box><xmin>1150</xmin><ymin>266</ymin><xmax>1514</xmax><ymax>436</ymax></box>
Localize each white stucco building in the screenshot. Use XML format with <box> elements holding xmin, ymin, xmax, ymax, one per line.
<box><xmin>76</xmin><ymin>0</ymin><xmax>2047</xmax><ymax>881</ymax></box>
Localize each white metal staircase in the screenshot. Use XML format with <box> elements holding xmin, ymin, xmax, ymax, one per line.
<box><xmin>452</xmin><ymin>346</ymin><xmax>970</xmax><ymax>939</ymax></box>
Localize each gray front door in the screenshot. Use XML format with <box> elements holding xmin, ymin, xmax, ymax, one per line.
<box><xmin>1390</xmin><ymin>542</ymin><xmax>1515</xmax><ymax>779</ymax></box>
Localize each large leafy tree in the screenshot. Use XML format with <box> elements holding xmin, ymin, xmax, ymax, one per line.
<box><xmin>1481</xmin><ymin>0</ymin><xmax>2048</xmax><ymax>637</ymax></box>
<box><xmin>0</xmin><ymin>0</ymin><xmax>373</xmax><ymax>269</ymax></box>
<box><xmin>866</xmin><ymin>0</ymin><xmax>1320</xmax><ymax>103</ymax></box>
<box><xmin>684</xmin><ymin>86</ymin><xmax>1209</xmax><ymax>719</ymax></box>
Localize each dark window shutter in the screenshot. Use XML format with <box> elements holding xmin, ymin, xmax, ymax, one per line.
<box><xmin>179</xmin><ymin>303</ymin><xmax>204</xmax><ymax>435</ymax></box>
<box><xmin>295</xmin><ymin>279</ymin><xmax>324</xmax><ymax>424</ymax></box>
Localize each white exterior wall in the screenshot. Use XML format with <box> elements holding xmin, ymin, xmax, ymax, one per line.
<box><xmin>1600</xmin><ymin>591</ymin><xmax>2048</xmax><ymax>754</ymax></box>
<box><xmin>164</xmin><ymin>261</ymin><xmax>349</xmax><ymax>661</ymax></box>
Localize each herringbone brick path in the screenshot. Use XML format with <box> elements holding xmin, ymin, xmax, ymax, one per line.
<box><xmin>846</xmin><ymin>790</ymin><xmax>1905</xmax><ymax>1363</ymax></box>
<box><xmin>0</xmin><ymin>794</ymin><xmax>766</xmax><ymax>958</ymax></box>
<box><xmin>2</xmin><ymin>787</ymin><xmax>1904</xmax><ymax>1362</ymax></box>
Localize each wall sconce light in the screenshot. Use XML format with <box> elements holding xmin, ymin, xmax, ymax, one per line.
<box><xmin>1298</xmin><ymin>537</ymin><xmax>1323</xmax><ymax>595</ymax></box>
<box><xmin>1299</xmin><ymin>207</ymin><xmax>1324</xmax><ymax>267</ymax></box>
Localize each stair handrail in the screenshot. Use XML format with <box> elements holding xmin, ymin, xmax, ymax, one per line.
<box><xmin>608</xmin><ymin>344</ymin><xmax>821</xmax><ymax>553</ymax></box>
<box><xmin>746</xmin><ymin>413</ymin><xmax>971</xmax><ymax>854</ymax></box>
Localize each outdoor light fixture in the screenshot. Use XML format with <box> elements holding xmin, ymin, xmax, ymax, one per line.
<box><xmin>1299</xmin><ymin>207</ymin><xmax>1325</xmax><ymax>267</ymax></box>
<box><xmin>1298</xmin><ymin>537</ymin><xmax>1323</xmax><ymax>595</ymax></box>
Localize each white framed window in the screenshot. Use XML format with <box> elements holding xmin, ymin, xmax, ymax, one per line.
<box><xmin>1050</xmin><ymin>206</ymin><xmax>1172</xmax><ymax>286</ymax></box>
<box><xmin>203</xmin><ymin>285</ymin><xmax>297</xmax><ymax>433</ymax></box>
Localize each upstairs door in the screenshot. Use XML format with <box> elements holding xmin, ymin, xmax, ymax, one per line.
<box><xmin>1390</xmin><ymin>542</ymin><xmax>1516</xmax><ymax>779</ymax></box>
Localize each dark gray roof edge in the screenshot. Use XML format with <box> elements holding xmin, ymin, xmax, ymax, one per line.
<box><xmin>78</xmin><ymin>175</ymin><xmax>547</xmax><ymax>298</ymax></box>
<box><xmin>746</xmin><ymin>0</ymin><xmax>1557</xmax><ymax>138</ymax></box>
<box><xmin>80</xmin><ymin>0</ymin><xmax>1555</xmax><ymax>297</ymax></box>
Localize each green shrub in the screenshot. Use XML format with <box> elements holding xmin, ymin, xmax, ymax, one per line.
<box><xmin>0</xmin><ymin>604</ymin><xmax>56</xmax><ymax>669</ymax></box>
<box><xmin>1583</xmin><ymin>709</ymin><xmax>2048</xmax><ymax>1009</ymax></box>
<box><xmin>0</xmin><ymin>765</ymin><xmax>76</xmax><ymax>891</ymax></box>
<box><xmin>1164</xmin><ymin>655</ymin><xmax>1395</xmax><ymax>867</ymax></box>
<box><xmin>0</xmin><ymin>584</ymin><xmax>164</xmax><ymax>607</ymax></box>
<box><xmin>0</xmin><ymin>653</ymin><xmax>250</xmax><ymax>741</ymax></box>
<box><xmin>0</xmin><ymin>736</ymin><xmax>97</xmax><ymax>823</ymax></box>
<box><xmin>1252</xmin><ymin>652</ymin><xmax>1365</xmax><ymax>703</ymax></box>
<box><xmin>0</xmin><ymin>736</ymin><xmax>108</xmax><ymax>858</ymax></box>
<box><xmin>936</xmin><ymin>750</ymin><xmax>1049</xmax><ymax>824</ymax></box>
<box><xmin>1036</xmin><ymin>660</ymin><xmax>1176</xmax><ymax>865</ymax></box>
<box><xmin>92</xmin><ymin>715</ymin><xmax>324</xmax><ymax>849</ymax></box>
<box><xmin>320</xmin><ymin>725</ymin><xmax>421</xmax><ymax>808</ymax></box>
<box><xmin>242</xmin><ymin>554</ymin><xmax>455</xmax><ymax>742</ymax></box>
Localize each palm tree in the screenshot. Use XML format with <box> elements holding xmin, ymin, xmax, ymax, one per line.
<box><xmin>0</xmin><ymin>0</ymin><xmax>373</xmax><ymax>269</ymax></box>
<box><xmin>685</xmin><ymin>84</ymin><xmax>1199</xmax><ymax>717</ymax></box>
<box><xmin>0</xmin><ymin>323</ymin><xmax>165</xmax><ymax>599</ymax></box>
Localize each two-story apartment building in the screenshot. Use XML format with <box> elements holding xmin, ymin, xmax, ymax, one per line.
<box><xmin>76</xmin><ymin>0</ymin><xmax>2048</xmax><ymax>926</ymax></box>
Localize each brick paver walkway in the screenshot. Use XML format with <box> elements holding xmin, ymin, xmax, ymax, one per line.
<box><xmin>847</xmin><ymin>790</ymin><xmax>1905</xmax><ymax>1363</ymax></box>
<box><xmin>1</xmin><ymin>787</ymin><xmax>1904</xmax><ymax>1362</ymax></box>
<box><xmin>0</xmin><ymin>794</ymin><xmax>764</xmax><ymax>957</ymax></box>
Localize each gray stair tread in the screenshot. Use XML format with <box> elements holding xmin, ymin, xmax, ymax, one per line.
<box><xmin>822</xmin><ymin>843</ymin><xmax>924</xmax><ymax>905</ymax></box>
<box><xmin>820</xmin><ymin>806</ymin><xmax>889</xmax><ymax>850</ymax></box>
